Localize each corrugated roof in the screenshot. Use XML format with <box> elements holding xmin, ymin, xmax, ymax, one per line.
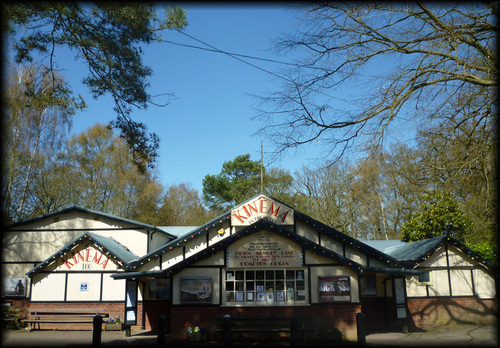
<box><xmin>86</xmin><ymin>232</ymin><xmax>138</xmax><ymax>263</ymax></box>
<box><xmin>383</xmin><ymin>236</ymin><xmax>447</xmax><ymax>263</ymax></box>
<box><xmin>361</xmin><ymin>240</ymin><xmax>407</xmax><ymax>253</ymax></box>
<box><xmin>157</xmin><ymin>226</ymin><xmax>198</xmax><ymax>238</ymax></box>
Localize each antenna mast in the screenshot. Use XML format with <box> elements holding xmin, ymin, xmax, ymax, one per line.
<box><xmin>261</xmin><ymin>140</ymin><xmax>264</xmax><ymax>193</ymax></box>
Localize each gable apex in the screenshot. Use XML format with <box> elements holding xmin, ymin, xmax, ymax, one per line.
<box><xmin>26</xmin><ymin>232</ymin><xmax>137</xmax><ymax>277</ymax></box>
<box><xmin>231</xmin><ymin>194</ymin><xmax>294</xmax><ymax>226</ymax></box>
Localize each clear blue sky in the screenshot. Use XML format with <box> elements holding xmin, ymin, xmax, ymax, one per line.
<box><xmin>10</xmin><ymin>4</ymin><xmax>411</xmax><ymax>194</ymax></box>
<box><xmin>65</xmin><ymin>4</ymin><xmax>319</xmax><ymax>193</ymax></box>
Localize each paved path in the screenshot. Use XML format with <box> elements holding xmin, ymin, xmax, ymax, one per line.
<box><xmin>1</xmin><ymin>324</ymin><xmax>498</xmax><ymax>347</ymax></box>
<box><xmin>365</xmin><ymin>324</ymin><xmax>498</xmax><ymax>347</ymax></box>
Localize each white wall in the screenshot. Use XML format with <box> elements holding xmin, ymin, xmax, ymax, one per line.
<box><xmin>30</xmin><ymin>273</ymin><xmax>66</xmax><ymax>301</ymax></box>
<box><xmin>406</xmin><ymin>244</ymin><xmax>496</xmax><ymax>299</ymax></box>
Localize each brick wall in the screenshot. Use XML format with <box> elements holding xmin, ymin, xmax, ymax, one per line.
<box><xmin>142</xmin><ymin>301</ymin><xmax>171</xmax><ymax>332</ymax></box>
<box><xmin>27</xmin><ymin>302</ymin><xmax>129</xmax><ymax>331</ymax></box>
<box><xmin>407</xmin><ymin>297</ymin><xmax>498</xmax><ymax>327</ymax></box>
<box><xmin>170</xmin><ymin>304</ymin><xmax>361</xmax><ymax>341</ymax></box>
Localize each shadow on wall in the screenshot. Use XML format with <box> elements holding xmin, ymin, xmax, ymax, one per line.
<box><xmin>408</xmin><ymin>297</ymin><xmax>498</xmax><ymax>327</ymax></box>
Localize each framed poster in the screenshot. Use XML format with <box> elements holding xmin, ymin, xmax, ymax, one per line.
<box><xmin>180</xmin><ymin>277</ymin><xmax>212</xmax><ymax>304</ymax></box>
<box><xmin>394</xmin><ymin>278</ymin><xmax>406</xmax><ymax>305</ymax></box>
<box><xmin>149</xmin><ymin>279</ymin><xmax>171</xmax><ymax>300</ymax></box>
<box><xmin>3</xmin><ymin>278</ymin><xmax>26</xmax><ymax>297</ymax></box>
<box><xmin>319</xmin><ymin>276</ymin><xmax>351</xmax><ymax>302</ymax></box>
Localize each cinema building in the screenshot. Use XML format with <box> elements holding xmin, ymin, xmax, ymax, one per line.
<box><xmin>2</xmin><ymin>194</ymin><xmax>497</xmax><ymax>340</ymax></box>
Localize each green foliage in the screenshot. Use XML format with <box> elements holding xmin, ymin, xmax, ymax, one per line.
<box><xmin>202</xmin><ymin>154</ymin><xmax>261</xmax><ymax>212</ymax></box>
<box><xmin>3</xmin><ymin>2</ymin><xmax>187</xmax><ymax>172</ymax></box>
<box><xmin>401</xmin><ymin>191</ymin><xmax>474</xmax><ymax>242</ymax></box>
<box><xmin>467</xmin><ymin>241</ymin><xmax>498</xmax><ymax>266</ymax></box>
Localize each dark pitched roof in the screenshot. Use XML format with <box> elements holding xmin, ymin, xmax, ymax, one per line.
<box><xmin>384</xmin><ymin>236</ymin><xmax>447</xmax><ymax>262</ymax></box>
<box><xmin>129</xmin><ymin>193</ymin><xmax>402</xmax><ymax>271</ymax></box>
<box><xmin>7</xmin><ymin>206</ymin><xmax>175</xmax><ymax>239</ymax></box>
<box><xmin>383</xmin><ymin>236</ymin><xmax>497</xmax><ymax>271</ymax></box>
<box><xmin>26</xmin><ymin>232</ymin><xmax>138</xmax><ymax>277</ymax></box>
<box><xmin>113</xmin><ymin>218</ymin><xmax>366</xmax><ymax>279</ymax></box>
<box><xmin>129</xmin><ymin>210</ymin><xmax>232</xmax><ymax>269</ymax></box>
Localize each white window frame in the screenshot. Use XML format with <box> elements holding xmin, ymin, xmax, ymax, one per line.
<box><xmin>222</xmin><ymin>268</ymin><xmax>308</xmax><ymax>306</ymax></box>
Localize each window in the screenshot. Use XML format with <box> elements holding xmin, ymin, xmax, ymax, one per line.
<box><xmin>418</xmin><ymin>271</ymin><xmax>431</xmax><ymax>284</ymax></box>
<box><xmin>224</xmin><ymin>269</ymin><xmax>306</xmax><ymax>305</ymax></box>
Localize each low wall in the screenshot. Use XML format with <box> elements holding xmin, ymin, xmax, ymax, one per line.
<box><xmin>170</xmin><ymin>303</ymin><xmax>361</xmax><ymax>341</ymax></box>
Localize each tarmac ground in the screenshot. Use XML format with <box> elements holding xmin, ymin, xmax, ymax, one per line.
<box><xmin>1</xmin><ymin>324</ymin><xmax>498</xmax><ymax>347</ymax></box>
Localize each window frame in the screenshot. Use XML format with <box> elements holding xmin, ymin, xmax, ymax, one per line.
<box><xmin>223</xmin><ymin>268</ymin><xmax>308</xmax><ymax>306</ymax></box>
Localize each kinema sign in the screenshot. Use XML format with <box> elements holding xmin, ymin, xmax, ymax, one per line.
<box><xmin>61</xmin><ymin>247</ymin><xmax>110</xmax><ymax>270</ymax></box>
<box><xmin>231</xmin><ymin>195</ymin><xmax>294</xmax><ymax>226</ymax></box>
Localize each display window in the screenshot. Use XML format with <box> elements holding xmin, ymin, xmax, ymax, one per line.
<box><xmin>224</xmin><ymin>268</ymin><xmax>307</xmax><ymax>305</ymax></box>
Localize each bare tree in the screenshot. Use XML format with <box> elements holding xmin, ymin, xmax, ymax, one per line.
<box><xmin>255</xmin><ymin>2</ymin><xmax>497</xmax><ymax>163</ymax></box>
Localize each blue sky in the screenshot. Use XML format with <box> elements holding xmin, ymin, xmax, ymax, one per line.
<box><xmin>8</xmin><ymin>4</ymin><xmax>414</xmax><ymax>194</ymax></box>
<box><xmin>65</xmin><ymin>4</ymin><xmax>317</xmax><ymax>193</ymax></box>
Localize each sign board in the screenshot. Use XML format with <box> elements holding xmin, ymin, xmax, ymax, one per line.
<box><xmin>231</xmin><ymin>195</ymin><xmax>294</xmax><ymax>226</ymax></box>
<box><xmin>397</xmin><ymin>306</ymin><xmax>407</xmax><ymax>319</ymax></box>
<box><xmin>228</xmin><ymin>232</ymin><xmax>301</xmax><ymax>268</ymax></box>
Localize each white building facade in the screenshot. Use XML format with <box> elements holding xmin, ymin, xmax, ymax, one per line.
<box><xmin>2</xmin><ymin>195</ymin><xmax>497</xmax><ymax>339</ymax></box>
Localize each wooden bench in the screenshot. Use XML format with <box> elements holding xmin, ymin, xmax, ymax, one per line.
<box><xmin>24</xmin><ymin>308</ymin><xmax>109</xmax><ymax>331</ymax></box>
<box><xmin>215</xmin><ymin>314</ymin><xmax>314</xmax><ymax>346</ymax></box>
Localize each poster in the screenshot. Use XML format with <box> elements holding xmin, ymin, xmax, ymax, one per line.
<box><xmin>181</xmin><ymin>277</ymin><xmax>212</xmax><ymax>303</ymax></box>
<box><xmin>318</xmin><ymin>276</ymin><xmax>351</xmax><ymax>302</ymax></box>
<box><xmin>394</xmin><ymin>278</ymin><xmax>406</xmax><ymax>305</ymax></box>
<box><xmin>149</xmin><ymin>279</ymin><xmax>171</xmax><ymax>300</ymax></box>
<box><xmin>3</xmin><ymin>278</ymin><xmax>26</xmax><ymax>297</ymax></box>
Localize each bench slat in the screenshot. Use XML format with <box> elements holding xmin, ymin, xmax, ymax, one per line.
<box><xmin>24</xmin><ymin>320</ymin><xmax>95</xmax><ymax>323</ymax></box>
<box><xmin>29</xmin><ymin>308</ymin><xmax>108</xmax><ymax>314</ymax></box>
<box><xmin>26</xmin><ymin>308</ymin><xmax>110</xmax><ymax>331</ymax></box>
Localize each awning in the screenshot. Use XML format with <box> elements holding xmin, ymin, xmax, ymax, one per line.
<box><xmin>361</xmin><ymin>266</ymin><xmax>420</xmax><ymax>276</ymax></box>
<box><xmin>111</xmin><ymin>269</ymin><xmax>169</xmax><ymax>280</ymax></box>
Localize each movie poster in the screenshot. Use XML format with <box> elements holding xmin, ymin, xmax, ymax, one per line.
<box><xmin>180</xmin><ymin>277</ymin><xmax>212</xmax><ymax>303</ymax></box>
<box><xmin>149</xmin><ymin>279</ymin><xmax>172</xmax><ymax>300</ymax></box>
<box><xmin>318</xmin><ymin>276</ymin><xmax>351</xmax><ymax>302</ymax></box>
<box><xmin>3</xmin><ymin>278</ymin><xmax>26</xmax><ymax>297</ymax></box>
